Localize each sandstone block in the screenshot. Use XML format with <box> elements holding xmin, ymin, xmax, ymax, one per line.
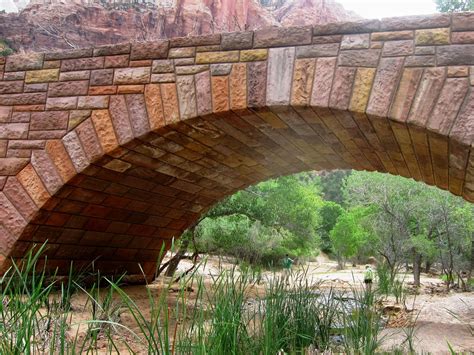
<box><xmin>312</xmin><ymin>35</ymin><xmax>342</xmax><ymax>44</ymax></box>
<box><xmin>170</xmin><ymin>34</ymin><xmax>221</xmax><ymax>48</ymax></box>
<box><xmin>151</xmin><ymin>74</ymin><xmax>176</xmax><ymax>83</ymax></box>
<box><xmin>0</xmin><ymin>158</ymin><xmax>29</xmax><ymax>175</ymax></box>
<box><xmin>371</xmin><ymin>30</ymin><xmax>414</xmax><ymax>41</ymax></box>
<box><xmin>450</xmin><ymin>90</ymin><xmax>474</xmax><ymax>146</ymax></box>
<box><xmin>46</xmin><ymin>97</ymin><xmax>78</xmax><ymax>110</ymax></box>
<box><xmin>25</xmin><ymin>69</ymin><xmax>59</xmax><ymax>84</ymax></box>
<box><xmin>3</xmin><ymin>177</ymin><xmax>37</xmax><ymax>220</ymax></box>
<box><xmin>338</xmin><ymin>49</ymin><xmax>380</xmax><ymax>67</ymax></box>
<box><xmin>380</xmin><ymin>14</ymin><xmax>450</xmax><ymax>31</ymax></box>
<box><xmin>31</xmin><ymin>150</ymin><xmax>63</xmax><ymax>195</ymax></box>
<box><xmin>382</xmin><ymin>40</ymin><xmax>414</xmax><ymax>56</ymax></box>
<box><xmin>0</xmin><ymin>123</ymin><xmax>28</xmax><ymax>139</ymax></box>
<box><xmin>341</xmin><ymin>34</ymin><xmax>370</xmax><ymax>49</ymax></box>
<box><xmin>230</xmin><ymin>63</ymin><xmax>247</xmax><ymax>110</ymax></box>
<box><xmin>117</xmin><ymin>85</ymin><xmax>144</xmax><ymax>94</ymax></box>
<box><xmin>61</xmin><ymin>57</ymin><xmax>104</xmax><ymax>72</ymax></box>
<box><xmin>349</xmin><ymin>68</ymin><xmax>376</xmax><ymax>112</ymax></box>
<box><xmin>210</xmin><ymin>64</ymin><xmax>232</xmax><ymax>76</ymax></box>
<box><xmin>49</xmin><ymin>81</ymin><xmax>89</xmax><ymax>97</ymax></box>
<box><xmin>437</xmin><ymin>45</ymin><xmax>474</xmax><ymax>65</ymax></box>
<box><xmin>415</xmin><ymin>46</ymin><xmax>435</xmax><ymax>55</ymax></box>
<box><xmin>3</xmin><ymin>72</ymin><xmax>25</xmax><ymax>81</ymax></box>
<box><xmin>175</xmin><ymin>65</ymin><xmax>209</xmax><ymax>75</ymax></box>
<box><xmin>114</xmin><ymin>67</ymin><xmax>151</xmax><ymax>85</ymax></box>
<box><xmin>59</xmin><ymin>71</ymin><xmax>90</xmax><ymax>81</ymax></box>
<box><xmin>240</xmin><ymin>49</ymin><xmax>268</xmax><ymax>61</ymax></box>
<box><xmin>291</xmin><ymin>59</ymin><xmax>316</xmax><ymax>106</ymax></box>
<box><xmin>104</xmin><ymin>55</ymin><xmax>129</xmax><ymax>68</ymax></box>
<box><xmin>43</xmin><ymin>60</ymin><xmax>61</xmax><ymax>69</ymax></box>
<box><xmin>75</xmin><ymin>119</ymin><xmax>103</xmax><ymax>162</ymax></box>
<box><xmin>0</xmin><ymin>81</ymin><xmax>23</xmax><ymax>94</ymax></box>
<box><xmin>313</xmin><ymin>19</ymin><xmax>380</xmax><ymax>35</ymax></box>
<box><xmin>415</xmin><ymin>28</ymin><xmax>450</xmax><ymax>45</ymax></box>
<box><xmin>266</xmin><ymin>47</ymin><xmax>295</xmax><ymax>106</ymax></box>
<box><xmin>447</xmin><ymin>66</ymin><xmax>469</xmax><ymax>77</ymax></box>
<box><xmin>152</xmin><ymin>60</ymin><xmax>174</xmax><ymax>73</ymax></box>
<box><xmin>89</xmin><ymin>85</ymin><xmax>117</xmax><ymax>95</ymax></box>
<box><xmin>5</xmin><ymin>53</ymin><xmax>43</xmax><ymax>72</ymax></box>
<box><xmin>367</xmin><ymin>57</ymin><xmax>404</xmax><ymax>117</ymax></box>
<box><xmin>125</xmin><ymin>94</ymin><xmax>150</xmax><ymax>137</ymax></box>
<box><xmin>254</xmin><ymin>27</ymin><xmax>312</xmax><ymax>48</ymax></box>
<box><xmin>93</xmin><ymin>43</ymin><xmax>131</xmax><ymax>57</ymax></box>
<box><xmin>195</xmin><ymin>70</ymin><xmax>212</xmax><ymax>116</ymax></box>
<box><xmin>24</xmin><ymin>83</ymin><xmax>48</xmax><ymax>93</ymax></box>
<box><xmin>176</xmin><ymin>75</ymin><xmax>197</xmax><ymax>119</ymax></box>
<box><xmin>130</xmin><ymin>41</ymin><xmax>169</xmax><ymax>60</ymax></box>
<box><xmin>144</xmin><ymin>84</ymin><xmax>165</xmax><ymax>130</ymax></box>
<box><xmin>109</xmin><ymin>96</ymin><xmax>133</xmax><ymax>144</ymax></box>
<box><xmin>0</xmin><ymin>93</ymin><xmax>46</xmax><ymax>105</ymax></box>
<box><xmin>45</xmin><ymin>140</ymin><xmax>76</xmax><ymax>182</ymax></box>
<box><xmin>17</xmin><ymin>164</ymin><xmax>51</xmax><ymax>206</ymax></box>
<box><xmin>30</xmin><ymin>111</ymin><xmax>69</xmax><ymax>131</ymax></box>
<box><xmin>90</xmin><ymin>69</ymin><xmax>114</xmax><ymax>86</ymax></box>
<box><xmin>169</xmin><ymin>47</ymin><xmax>196</xmax><ymax>58</ymax></box>
<box><xmin>222</xmin><ymin>32</ymin><xmax>253</xmax><ymax>50</ymax></box>
<box><xmin>196</xmin><ymin>51</ymin><xmax>239</xmax><ymax>64</ymax></box>
<box><xmin>77</xmin><ymin>96</ymin><xmax>109</xmax><ymax>109</ymax></box>
<box><xmin>452</xmin><ymin>12</ymin><xmax>474</xmax><ymax>31</ymax></box>
<box><xmin>174</xmin><ymin>58</ymin><xmax>194</xmax><ymax>66</ymax></box>
<box><xmin>311</xmin><ymin>57</ymin><xmax>336</xmax><ymax>107</ymax></box>
<box><xmin>296</xmin><ymin>43</ymin><xmax>339</xmax><ymax>58</ymax></box>
<box><xmin>211</xmin><ymin>76</ymin><xmax>229</xmax><ymax>112</ymax></box>
<box><xmin>62</xmin><ymin>130</ymin><xmax>89</xmax><ymax>173</ymax></box>
<box><xmin>45</xmin><ymin>48</ymin><xmax>92</xmax><ymax>60</ymax></box>
<box><xmin>329</xmin><ymin>67</ymin><xmax>356</xmax><ymax>110</ymax></box>
<box><xmin>160</xmin><ymin>83</ymin><xmax>180</xmax><ymax>124</ymax></box>
<box><xmin>405</xmin><ymin>55</ymin><xmax>436</xmax><ymax>67</ymax></box>
<box><xmin>452</xmin><ymin>32</ymin><xmax>474</xmax><ymax>44</ymax></box>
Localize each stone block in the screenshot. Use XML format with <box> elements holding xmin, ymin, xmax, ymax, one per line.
<box><xmin>329</xmin><ymin>67</ymin><xmax>356</xmax><ymax>110</ymax></box>
<box><xmin>59</xmin><ymin>71</ymin><xmax>90</xmax><ymax>81</ymax></box>
<box><xmin>169</xmin><ymin>47</ymin><xmax>196</xmax><ymax>58</ymax></box>
<box><xmin>415</xmin><ymin>28</ymin><xmax>450</xmax><ymax>45</ymax></box>
<box><xmin>240</xmin><ymin>49</ymin><xmax>268</xmax><ymax>61</ymax></box>
<box><xmin>341</xmin><ymin>34</ymin><xmax>370</xmax><ymax>49</ymax></box>
<box><xmin>452</xmin><ymin>12</ymin><xmax>474</xmax><ymax>31</ymax></box>
<box><xmin>195</xmin><ymin>70</ymin><xmax>212</xmax><ymax>115</ymax></box>
<box><xmin>114</xmin><ymin>67</ymin><xmax>151</xmax><ymax>85</ymax></box>
<box><xmin>61</xmin><ymin>57</ymin><xmax>104</xmax><ymax>72</ymax></box>
<box><xmin>221</xmin><ymin>31</ymin><xmax>253</xmax><ymax>50</ymax></box>
<box><xmin>254</xmin><ymin>26</ymin><xmax>312</xmax><ymax>48</ymax></box>
<box><xmin>380</xmin><ymin>14</ymin><xmax>450</xmax><ymax>31</ymax></box>
<box><xmin>104</xmin><ymin>55</ymin><xmax>130</xmax><ymax>68</ymax></box>
<box><xmin>77</xmin><ymin>96</ymin><xmax>109</xmax><ymax>109</ymax></box>
<box><xmin>24</xmin><ymin>83</ymin><xmax>48</xmax><ymax>93</ymax></box>
<box><xmin>266</xmin><ymin>47</ymin><xmax>295</xmax><ymax>106</ymax></box>
<box><xmin>311</xmin><ymin>57</ymin><xmax>336</xmax><ymax>107</ymax></box>
<box><xmin>312</xmin><ymin>35</ymin><xmax>342</xmax><ymax>44</ymax></box>
<box><xmin>296</xmin><ymin>43</ymin><xmax>339</xmax><ymax>58</ymax></box>
<box><xmin>152</xmin><ymin>60</ymin><xmax>174</xmax><ymax>73</ymax></box>
<box><xmin>170</xmin><ymin>34</ymin><xmax>221</xmax><ymax>48</ymax></box>
<box><xmin>447</xmin><ymin>66</ymin><xmax>469</xmax><ymax>77</ymax></box>
<box><xmin>5</xmin><ymin>53</ymin><xmax>43</xmax><ymax>72</ymax></box>
<box><xmin>90</xmin><ymin>69</ymin><xmax>114</xmax><ymax>86</ymax></box>
<box><xmin>124</xmin><ymin>94</ymin><xmax>150</xmax><ymax>137</ymax></box>
<box><xmin>382</xmin><ymin>40</ymin><xmax>414</xmax><ymax>56</ymax></box>
<box><xmin>46</xmin><ymin>97</ymin><xmax>78</xmax><ymax>110</ymax></box>
<box><xmin>93</xmin><ymin>43</ymin><xmax>131</xmax><ymax>57</ymax></box>
<box><xmin>175</xmin><ymin>65</ymin><xmax>209</xmax><ymax>75</ymax></box>
<box><xmin>0</xmin><ymin>93</ymin><xmax>46</xmax><ymax>105</ymax></box>
<box><xmin>130</xmin><ymin>41</ymin><xmax>169</xmax><ymax>60</ymax></box>
<box><xmin>313</xmin><ymin>19</ymin><xmax>380</xmax><ymax>35</ymax></box>
<box><xmin>452</xmin><ymin>32</ymin><xmax>474</xmax><ymax>44</ymax></box>
<box><xmin>0</xmin><ymin>123</ymin><xmax>29</xmax><ymax>139</ymax></box>
<box><xmin>437</xmin><ymin>45</ymin><xmax>474</xmax><ymax>66</ymax></box>
<box><xmin>405</xmin><ymin>55</ymin><xmax>436</xmax><ymax>67</ymax></box>
<box><xmin>3</xmin><ymin>72</ymin><xmax>25</xmax><ymax>81</ymax></box>
<box><xmin>174</xmin><ymin>58</ymin><xmax>194</xmax><ymax>66</ymax></box>
<box><xmin>45</xmin><ymin>48</ymin><xmax>92</xmax><ymax>60</ymax></box>
<box><xmin>30</xmin><ymin>111</ymin><xmax>69</xmax><ymax>131</ymax></box>
<box><xmin>196</xmin><ymin>51</ymin><xmax>239</xmax><ymax>64</ymax></box>
<box><xmin>176</xmin><ymin>75</ymin><xmax>197</xmax><ymax>119</ymax></box>
<box><xmin>338</xmin><ymin>49</ymin><xmax>380</xmax><ymax>67</ymax></box>
<box><xmin>49</xmin><ymin>81</ymin><xmax>89</xmax><ymax>97</ymax></box>
<box><xmin>25</xmin><ymin>69</ymin><xmax>59</xmax><ymax>84</ymax></box>
<box><xmin>371</xmin><ymin>30</ymin><xmax>414</xmax><ymax>41</ymax></box>
<box><xmin>117</xmin><ymin>85</ymin><xmax>144</xmax><ymax>94</ymax></box>
<box><xmin>151</xmin><ymin>74</ymin><xmax>176</xmax><ymax>83</ymax></box>
<box><xmin>210</xmin><ymin>64</ymin><xmax>232</xmax><ymax>76</ymax></box>
<box><xmin>0</xmin><ymin>81</ymin><xmax>23</xmax><ymax>94</ymax></box>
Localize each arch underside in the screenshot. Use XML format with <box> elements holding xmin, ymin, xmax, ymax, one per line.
<box><xmin>9</xmin><ymin>105</ymin><xmax>473</xmax><ymax>277</ymax></box>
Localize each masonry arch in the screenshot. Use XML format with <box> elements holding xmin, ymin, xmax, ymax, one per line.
<box><xmin>0</xmin><ymin>12</ymin><xmax>473</xmax><ymax>279</ymax></box>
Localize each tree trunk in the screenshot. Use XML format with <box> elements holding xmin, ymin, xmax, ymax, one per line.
<box><xmin>413</xmin><ymin>251</ymin><xmax>422</xmax><ymax>287</ymax></box>
<box><xmin>469</xmin><ymin>232</ymin><xmax>474</xmax><ymax>290</ymax></box>
<box><xmin>165</xmin><ymin>231</ymin><xmax>192</xmax><ymax>277</ymax></box>
<box><xmin>425</xmin><ymin>260</ymin><xmax>431</xmax><ymax>274</ymax></box>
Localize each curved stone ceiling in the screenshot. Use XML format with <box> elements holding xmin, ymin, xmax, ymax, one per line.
<box><xmin>0</xmin><ymin>12</ymin><xmax>473</xmax><ymax>279</ymax></box>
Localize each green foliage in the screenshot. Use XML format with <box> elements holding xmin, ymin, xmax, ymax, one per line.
<box><xmin>319</xmin><ymin>201</ymin><xmax>344</xmax><ymax>253</ymax></box>
<box><xmin>0</xmin><ymin>39</ymin><xmax>13</xmax><ymax>57</ymax></box>
<box><xmin>435</xmin><ymin>0</ymin><xmax>474</xmax><ymax>12</ymax></box>
<box><xmin>199</xmin><ymin>174</ymin><xmax>324</xmax><ymax>265</ymax></box>
<box><xmin>319</xmin><ymin>170</ymin><xmax>351</xmax><ymax>204</ymax></box>
<box><xmin>329</xmin><ymin>207</ymin><xmax>373</xmax><ymax>265</ymax></box>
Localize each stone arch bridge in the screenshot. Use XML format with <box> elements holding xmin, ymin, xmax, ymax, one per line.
<box><xmin>0</xmin><ymin>12</ymin><xmax>473</xmax><ymax>279</ymax></box>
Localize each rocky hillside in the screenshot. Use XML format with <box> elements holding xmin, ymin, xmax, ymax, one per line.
<box><xmin>0</xmin><ymin>0</ymin><xmax>359</xmax><ymax>52</ymax></box>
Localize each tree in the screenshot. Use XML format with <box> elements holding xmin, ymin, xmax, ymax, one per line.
<box><xmin>435</xmin><ymin>0</ymin><xmax>474</xmax><ymax>12</ymax></box>
<box><xmin>319</xmin><ymin>202</ymin><xmax>344</xmax><ymax>253</ymax></box>
<box><xmin>330</xmin><ymin>207</ymin><xmax>371</xmax><ymax>269</ymax></box>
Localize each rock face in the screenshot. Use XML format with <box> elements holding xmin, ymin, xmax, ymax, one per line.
<box><xmin>275</xmin><ymin>0</ymin><xmax>360</xmax><ymax>26</ymax></box>
<box><xmin>0</xmin><ymin>0</ymin><xmax>358</xmax><ymax>52</ymax></box>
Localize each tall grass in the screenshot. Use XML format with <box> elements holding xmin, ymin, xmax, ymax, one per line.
<box><xmin>1</xmin><ymin>245</ymin><xmax>393</xmax><ymax>354</ymax></box>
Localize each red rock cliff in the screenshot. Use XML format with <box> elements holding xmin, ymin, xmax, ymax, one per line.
<box><xmin>0</xmin><ymin>0</ymin><xmax>359</xmax><ymax>52</ymax></box>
